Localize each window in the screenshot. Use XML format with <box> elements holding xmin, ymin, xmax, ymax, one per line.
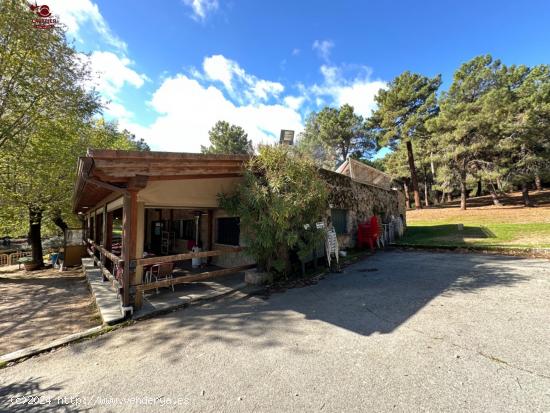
<box><xmin>331</xmin><ymin>209</ymin><xmax>348</xmax><ymax>235</ymax></box>
<box><xmin>216</xmin><ymin>217</ymin><xmax>240</xmax><ymax>246</ymax></box>
<box><xmin>177</xmin><ymin>219</ymin><xmax>196</xmax><ymax>240</ymax></box>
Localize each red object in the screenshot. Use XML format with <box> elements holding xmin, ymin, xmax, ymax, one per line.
<box><xmin>357</xmin><ymin>216</ymin><xmax>380</xmax><ymax>250</ymax></box>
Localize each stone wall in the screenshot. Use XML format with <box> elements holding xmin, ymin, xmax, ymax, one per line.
<box><xmin>320</xmin><ymin>169</ymin><xmax>406</xmax><ymax>249</ymax></box>
<box><xmin>211</xmin><ymin>209</ymin><xmax>255</xmax><ymax>268</ymax></box>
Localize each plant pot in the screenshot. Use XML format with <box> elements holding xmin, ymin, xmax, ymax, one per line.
<box><xmin>24</xmin><ymin>262</ymin><xmax>40</xmax><ymax>271</ymax></box>
<box><xmin>244</xmin><ymin>269</ymin><xmax>273</xmax><ymax>286</ymax></box>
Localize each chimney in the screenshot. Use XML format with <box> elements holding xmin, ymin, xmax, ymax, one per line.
<box><xmin>279</xmin><ymin>130</ymin><xmax>294</xmax><ymax>145</ymax></box>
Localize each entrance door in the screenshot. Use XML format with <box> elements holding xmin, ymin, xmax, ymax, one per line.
<box><xmin>150</xmin><ymin>220</ymin><xmax>165</xmax><ymax>254</ymax></box>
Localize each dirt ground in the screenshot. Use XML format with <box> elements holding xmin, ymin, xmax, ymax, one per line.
<box><xmin>407</xmin><ymin>190</ymin><xmax>550</xmax><ymax>224</ymax></box>
<box><xmin>0</xmin><ymin>265</ymin><xmax>100</xmax><ymax>355</ymax></box>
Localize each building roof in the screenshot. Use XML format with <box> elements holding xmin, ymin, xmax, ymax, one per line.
<box><xmin>335</xmin><ymin>158</ymin><xmax>392</xmax><ymax>190</ymax></box>
<box><xmin>73</xmin><ymin>149</ymin><xmax>249</xmax><ymax>213</ymax></box>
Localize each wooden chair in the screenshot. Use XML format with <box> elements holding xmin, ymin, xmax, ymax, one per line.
<box><xmin>150</xmin><ymin>262</ymin><xmax>175</xmax><ymax>293</ymax></box>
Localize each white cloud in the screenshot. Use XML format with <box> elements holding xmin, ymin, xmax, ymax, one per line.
<box><xmin>105</xmin><ymin>101</ymin><xmax>134</xmax><ymax>121</ymax></box>
<box><xmin>310</xmin><ymin>64</ymin><xmax>386</xmax><ymax>117</ymax></box>
<box><xmin>250</xmin><ymin>80</ymin><xmax>284</xmax><ymax>101</ymax></box>
<box><xmin>48</xmin><ymin>0</ymin><xmax>126</xmax><ymax>51</ymax></box>
<box><xmin>283</xmin><ymin>96</ymin><xmax>305</xmax><ymax>111</ymax></box>
<box><xmin>131</xmin><ymin>73</ymin><xmax>302</xmax><ymax>152</ymax></box>
<box><xmin>292</xmin><ymin>48</ymin><xmax>301</xmax><ymax>56</ymax></box>
<box><xmin>86</xmin><ymin>51</ymin><xmax>148</xmax><ymax>99</ymax></box>
<box><xmin>201</xmin><ymin>55</ymin><xmax>284</xmax><ymax>103</ymax></box>
<box><xmin>116</xmin><ymin>54</ymin><xmax>386</xmax><ymax>153</ymax></box>
<box><xmin>182</xmin><ymin>0</ymin><xmax>219</xmax><ymax>20</ymax></box>
<box><xmin>312</xmin><ymin>40</ymin><xmax>334</xmax><ymax>61</ymax></box>
<box><xmin>203</xmin><ymin>54</ymin><xmax>243</xmax><ymax>91</ymax></box>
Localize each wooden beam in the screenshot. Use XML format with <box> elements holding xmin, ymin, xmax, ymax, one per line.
<box><xmin>87</xmin><ymin>177</ymin><xmax>128</xmax><ymax>193</ymax></box>
<box><xmin>127</xmin><ymin>175</ymin><xmax>148</xmax><ymax>190</ymax></box>
<box><xmin>136</xmin><ymin>264</ymin><xmax>255</xmax><ymax>292</ymax></box>
<box><xmin>135</xmin><ymin>247</ymin><xmax>242</xmax><ymax>266</ymax></box>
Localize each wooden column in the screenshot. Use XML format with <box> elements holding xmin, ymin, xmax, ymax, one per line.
<box><xmin>121</xmin><ymin>191</ymin><xmax>138</xmax><ymax>307</ymax></box>
<box><xmin>122</xmin><ymin>175</ymin><xmax>148</xmax><ymax>309</ymax></box>
<box><xmin>207</xmin><ymin>210</ymin><xmax>213</xmax><ymax>263</ymax></box>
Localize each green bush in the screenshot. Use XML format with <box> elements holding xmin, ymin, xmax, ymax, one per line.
<box><xmin>219</xmin><ymin>145</ymin><xmax>328</xmax><ymax>276</ymax></box>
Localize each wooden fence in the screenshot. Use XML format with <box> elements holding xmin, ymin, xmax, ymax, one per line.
<box><xmin>0</xmin><ymin>250</ymin><xmax>45</xmax><ymax>267</ymax></box>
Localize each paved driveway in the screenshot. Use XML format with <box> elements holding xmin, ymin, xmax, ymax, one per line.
<box><xmin>1</xmin><ymin>251</ymin><xmax>549</xmax><ymax>412</ymax></box>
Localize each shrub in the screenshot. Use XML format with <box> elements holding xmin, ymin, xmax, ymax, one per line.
<box><xmin>219</xmin><ymin>145</ymin><xmax>328</xmax><ymax>276</ymax></box>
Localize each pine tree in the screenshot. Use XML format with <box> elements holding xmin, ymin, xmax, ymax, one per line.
<box><xmin>201</xmin><ymin>121</ymin><xmax>253</xmax><ymax>154</ymax></box>
<box><xmin>368</xmin><ymin>71</ymin><xmax>441</xmax><ymax>209</ymax></box>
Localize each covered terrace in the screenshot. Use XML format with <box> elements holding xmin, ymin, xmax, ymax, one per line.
<box><xmin>73</xmin><ymin>149</ymin><xmax>256</xmax><ymax>312</ymax></box>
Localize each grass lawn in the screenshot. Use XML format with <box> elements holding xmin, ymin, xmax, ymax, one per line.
<box><xmin>398</xmin><ymin>190</ymin><xmax>550</xmax><ymax>249</ymax></box>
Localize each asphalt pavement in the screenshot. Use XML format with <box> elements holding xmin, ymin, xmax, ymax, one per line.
<box><xmin>1</xmin><ymin>250</ymin><xmax>549</xmax><ymax>412</ymax></box>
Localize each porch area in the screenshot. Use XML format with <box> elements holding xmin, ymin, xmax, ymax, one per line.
<box><xmin>73</xmin><ymin>150</ymin><xmax>255</xmax><ymax>314</ymax></box>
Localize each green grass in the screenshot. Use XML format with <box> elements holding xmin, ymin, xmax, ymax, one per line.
<box><xmin>398</xmin><ymin>222</ymin><xmax>550</xmax><ymax>249</ymax></box>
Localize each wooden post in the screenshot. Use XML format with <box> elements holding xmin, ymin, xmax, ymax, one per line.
<box><xmin>121</xmin><ymin>190</ymin><xmax>138</xmax><ymax>307</ymax></box>
<box><xmin>207</xmin><ymin>210</ymin><xmax>213</xmax><ymax>263</ymax></box>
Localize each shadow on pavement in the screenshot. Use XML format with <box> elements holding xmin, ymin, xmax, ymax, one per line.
<box><xmin>67</xmin><ymin>250</ymin><xmax>536</xmax><ymax>365</ymax></box>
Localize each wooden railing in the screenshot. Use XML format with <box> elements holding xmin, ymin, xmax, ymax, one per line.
<box><xmin>134</xmin><ymin>263</ymin><xmax>255</xmax><ymax>308</ymax></box>
<box><xmin>84</xmin><ymin>238</ymin><xmax>123</xmax><ymax>291</ymax></box>
<box><xmin>85</xmin><ymin>239</ymin><xmax>253</xmax><ymax>310</ymax></box>
<box><xmin>135</xmin><ymin>247</ymin><xmax>242</xmax><ymax>267</ymax></box>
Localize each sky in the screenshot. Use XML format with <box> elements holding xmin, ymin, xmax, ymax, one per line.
<box><xmin>46</xmin><ymin>0</ymin><xmax>550</xmax><ymax>154</ymax></box>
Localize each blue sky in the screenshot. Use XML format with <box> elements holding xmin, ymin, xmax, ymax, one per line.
<box><xmin>48</xmin><ymin>0</ymin><xmax>550</xmax><ymax>153</ymax></box>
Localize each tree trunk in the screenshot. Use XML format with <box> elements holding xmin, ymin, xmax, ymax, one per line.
<box><xmin>29</xmin><ymin>205</ymin><xmax>44</xmax><ymax>267</ymax></box>
<box><xmin>476</xmin><ymin>180</ymin><xmax>482</xmax><ymax>197</ymax></box>
<box><xmin>52</xmin><ymin>209</ymin><xmax>68</xmax><ymax>232</ymax></box>
<box><xmin>440</xmin><ymin>191</ymin><xmax>446</xmax><ymax>204</ymax></box>
<box><xmin>403</xmin><ymin>181</ymin><xmax>411</xmax><ymax>210</ymax></box>
<box><xmin>521</xmin><ymin>182</ymin><xmax>532</xmax><ymax>207</ymax></box>
<box><xmin>535</xmin><ymin>174</ymin><xmax>542</xmax><ymax>191</ymax></box>
<box><xmin>424</xmin><ymin>179</ymin><xmax>429</xmax><ymax>207</ymax></box>
<box><xmin>459</xmin><ymin>176</ymin><xmax>467</xmax><ymax>210</ymax></box>
<box><xmin>488</xmin><ymin>183</ymin><xmax>502</xmax><ymax>206</ymax></box>
<box><xmin>405</xmin><ymin>140</ymin><xmax>422</xmax><ymax>209</ymax></box>
<box><xmin>447</xmin><ymin>193</ymin><xmax>452</xmax><ymax>202</ymax></box>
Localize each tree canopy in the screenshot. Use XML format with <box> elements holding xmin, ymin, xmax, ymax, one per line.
<box><xmin>201</xmin><ymin>120</ymin><xmax>253</xmax><ymax>154</ymax></box>
<box><xmin>375</xmin><ymin>55</ymin><xmax>550</xmax><ymax>210</ymax></box>
<box><xmin>0</xmin><ymin>1</ymin><xmax>100</xmax><ymax>149</ymax></box>
<box><xmin>368</xmin><ymin>71</ymin><xmax>441</xmax><ymax>209</ymax></box>
<box><xmin>298</xmin><ymin>104</ymin><xmax>374</xmax><ymax>168</ymax></box>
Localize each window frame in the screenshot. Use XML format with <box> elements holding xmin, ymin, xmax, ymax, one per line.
<box><xmin>331</xmin><ymin>208</ymin><xmax>349</xmax><ymax>235</ymax></box>
<box><xmin>216</xmin><ymin>217</ymin><xmax>241</xmax><ymax>246</ymax></box>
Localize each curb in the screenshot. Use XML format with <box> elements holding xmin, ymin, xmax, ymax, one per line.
<box><xmin>393</xmin><ymin>243</ymin><xmax>550</xmax><ymax>258</ymax></box>
<box><xmin>0</xmin><ymin>323</ymin><xmax>130</xmax><ymax>367</ymax></box>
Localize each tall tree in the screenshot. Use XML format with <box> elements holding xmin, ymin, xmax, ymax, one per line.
<box><xmin>498</xmin><ymin>64</ymin><xmax>550</xmax><ymax>206</ymax></box>
<box><xmin>368</xmin><ymin>71</ymin><xmax>441</xmax><ymax>209</ymax></box>
<box><xmin>381</xmin><ymin>147</ymin><xmax>413</xmax><ymax>209</ymax></box>
<box><xmin>428</xmin><ymin>55</ymin><xmax>503</xmax><ymax>210</ymax></box>
<box><xmin>201</xmin><ymin>121</ymin><xmax>253</xmax><ymax>154</ymax></box>
<box><xmin>0</xmin><ymin>1</ymin><xmax>99</xmax><ymax>149</ymax></box>
<box><xmin>298</xmin><ymin>104</ymin><xmax>374</xmax><ymax>168</ymax></box>
<box><xmin>0</xmin><ymin>119</ymin><xmax>145</xmax><ymax>267</ymax></box>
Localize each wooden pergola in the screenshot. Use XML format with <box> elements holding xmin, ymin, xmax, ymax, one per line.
<box><xmin>73</xmin><ymin>149</ymin><xmax>252</xmax><ymax>310</ymax></box>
